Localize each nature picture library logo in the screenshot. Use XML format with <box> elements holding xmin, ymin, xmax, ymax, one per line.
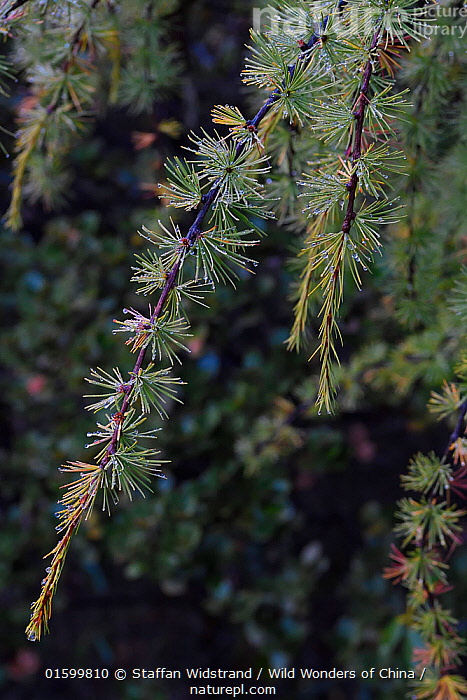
<box><xmin>252</xmin><ymin>3</ymin><xmax>467</xmax><ymax>40</ymax></box>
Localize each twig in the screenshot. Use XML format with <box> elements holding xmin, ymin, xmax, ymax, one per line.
<box><xmin>0</xmin><ymin>0</ymin><xmax>29</xmax><ymax>21</ymax></box>
<box><xmin>316</xmin><ymin>27</ymin><xmax>381</xmax><ymax>412</ymax></box>
<box><xmin>342</xmin><ymin>29</ymin><xmax>381</xmax><ymax>235</ymax></box>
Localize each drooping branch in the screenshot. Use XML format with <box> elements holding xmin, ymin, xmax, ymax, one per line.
<box><xmin>315</xmin><ymin>27</ymin><xmax>382</xmax><ymax>413</ymax></box>
<box><xmin>6</xmin><ymin>0</ymin><xmax>103</xmax><ymax>229</ymax></box>
<box><xmin>95</xmin><ymin>17</ymin><xmax>335</xmax><ymax>472</ymax></box>
<box><xmin>25</xmin><ymin>12</ymin><xmax>333</xmax><ymax>642</ymax></box>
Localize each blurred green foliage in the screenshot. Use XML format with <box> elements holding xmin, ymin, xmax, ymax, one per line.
<box><xmin>1</xmin><ymin>1</ymin><xmax>467</xmax><ymax>699</ymax></box>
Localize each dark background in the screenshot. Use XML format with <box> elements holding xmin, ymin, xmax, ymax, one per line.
<box><xmin>1</xmin><ymin>1</ymin><xmax>466</xmax><ymax>699</ymax></box>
